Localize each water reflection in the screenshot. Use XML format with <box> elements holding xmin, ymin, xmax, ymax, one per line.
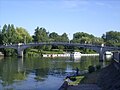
<box><xmin>0</xmin><ymin>56</ymin><xmax>111</xmax><ymax>90</ymax></box>
<box><xmin>73</xmin><ymin>57</ymin><xmax>81</xmax><ymax>62</ymax></box>
<box><xmin>18</xmin><ymin>58</ymin><xmax>24</xmax><ymax>72</ymax></box>
<box><xmin>105</xmin><ymin>55</ymin><xmax>113</xmax><ymax>60</ymax></box>
<box><xmin>0</xmin><ymin>56</ymin><xmax>4</xmax><ymax>60</ymax></box>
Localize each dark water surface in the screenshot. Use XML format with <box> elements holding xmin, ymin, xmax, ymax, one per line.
<box><xmin>0</xmin><ymin>56</ymin><xmax>110</xmax><ymax>90</ymax></box>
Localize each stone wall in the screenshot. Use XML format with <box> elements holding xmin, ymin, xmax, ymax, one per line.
<box><xmin>113</xmin><ymin>51</ymin><xmax>120</xmax><ymax>62</ymax></box>
<box><xmin>98</xmin><ymin>62</ymin><xmax>120</xmax><ymax>90</ymax></box>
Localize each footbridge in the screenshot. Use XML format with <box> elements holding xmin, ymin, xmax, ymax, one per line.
<box><xmin>0</xmin><ymin>42</ymin><xmax>120</xmax><ymax>61</ymax></box>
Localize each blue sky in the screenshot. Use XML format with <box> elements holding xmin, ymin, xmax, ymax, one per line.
<box><xmin>0</xmin><ymin>0</ymin><xmax>120</xmax><ymax>39</ymax></box>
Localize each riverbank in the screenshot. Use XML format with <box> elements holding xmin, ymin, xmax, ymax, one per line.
<box><xmin>59</xmin><ymin>69</ymin><xmax>102</xmax><ymax>90</ymax></box>
<box><xmin>66</xmin><ymin>70</ymin><xmax>101</xmax><ymax>90</ymax></box>
<box><xmin>59</xmin><ymin>60</ymin><xmax>120</xmax><ymax>90</ymax></box>
<box><xmin>26</xmin><ymin>49</ymin><xmax>99</xmax><ymax>57</ymax></box>
<box><xmin>98</xmin><ymin>61</ymin><xmax>120</xmax><ymax>90</ymax></box>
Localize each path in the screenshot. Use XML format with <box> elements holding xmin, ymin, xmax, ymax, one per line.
<box><xmin>68</xmin><ymin>84</ymin><xmax>101</xmax><ymax>90</ymax></box>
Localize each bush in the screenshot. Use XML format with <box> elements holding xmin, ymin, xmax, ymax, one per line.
<box><xmin>88</xmin><ymin>66</ymin><xmax>95</xmax><ymax>73</ymax></box>
<box><xmin>96</xmin><ymin>65</ymin><xmax>101</xmax><ymax>70</ymax></box>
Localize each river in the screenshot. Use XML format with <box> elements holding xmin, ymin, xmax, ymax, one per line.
<box><xmin>0</xmin><ymin>56</ymin><xmax>111</xmax><ymax>90</ymax></box>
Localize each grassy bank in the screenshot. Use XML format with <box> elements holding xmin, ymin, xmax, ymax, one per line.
<box><xmin>26</xmin><ymin>49</ymin><xmax>64</xmax><ymax>57</ymax></box>
<box><xmin>80</xmin><ymin>70</ymin><xmax>100</xmax><ymax>84</ymax></box>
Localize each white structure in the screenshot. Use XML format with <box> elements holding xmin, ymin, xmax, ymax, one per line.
<box><xmin>105</xmin><ymin>51</ymin><xmax>113</xmax><ymax>55</ymax></box>
<box><xmin>70</xmin><ymin>52</ymin><xmax>81</xmax><ymax>58</ymax></box>
<box><xmin>42</xmin><ymin>53</ymin><xmax>70</xmax><ymax>57</ymax></box>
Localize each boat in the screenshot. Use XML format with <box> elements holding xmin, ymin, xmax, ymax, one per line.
<box><xmin>105</xmin><ymin>51</ymin><xmax>113</xmax><ymax>55</ymax></box>
<box><xmin>58</xmin><ymin>75</ymin><xmax>84</xmax><ymax>90</ymax></box>
<box><xmin>70</xmin><ymin>52</ymin><xmax>81</xmax><ymax>58</ymax></box>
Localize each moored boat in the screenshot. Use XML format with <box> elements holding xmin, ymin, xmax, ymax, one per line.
<box><xmin>105</xmin><ymin>51</ymin><xmax>113</xmax><ymax>55</ymax></box>
<box><xmin>70</xmin><ymin>52</ymin><xmax>81</xmax><ymax>58</ymax></box>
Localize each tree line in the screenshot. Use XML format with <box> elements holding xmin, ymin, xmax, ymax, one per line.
<box><xmin>0</xmin><ymin>24</ymin><xmax>120</xmax><ymax>56</ymax></box>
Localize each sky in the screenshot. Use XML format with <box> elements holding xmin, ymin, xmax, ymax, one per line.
<box><xmin>0</xmin><ymin>0</ymin><xmax>120</xmax><ymax>39</ymax></box>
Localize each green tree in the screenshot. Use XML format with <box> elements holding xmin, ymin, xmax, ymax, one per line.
<box><xmin>102</xmin><ymin>31</ymin><xmax>120</xmax><ymax>46</ymax></box>
<box><xmin>1</xmin><ymin>24</ymin><xmax>33</xmax><ymax>56</ymax></box>
<box><xmin>49</xmin><ymin>32</ymin><xmax>59</xmax><ymax>42</ymax></box>
<box><xmin>0</xmin><ymin>26</ymin><xmax>2</xmax><ymax>44</ymax></box>
<box><xmin>72</xmin><ymin>32</ymin><xmax>95</xmax><ymax>44</ymax></box>
<box><xmin>33</xmin><ymin>27</ymin><xmax>49</xmax><ymax>52</ymax></box>
<box><xmin>1</xmin><ymin>24</ymin><xmax>17</xmax><ymax>56</ymax></box>
<box><xmin>71</xmin><ymin>32</ymin><xmax>99</xmax><ymax>53</ymax></box>
<box><xmin>2</xmin><ymin>24</ymin><xmax>8</xmax><ymax>44</ymax></box>
<box><xmin>33</xmin><ymin>27</ymin><xmax>49</xmax><ymax>42</ymax></box>
<box><xmin>16</xmin><ymin>27</ymin><xmax>33</xmax><ymax>43</ymax></box>
<box><xmin>61</xmin><ymin>33</ymin><xmax>69</xmax><ymax>42</ymax></box>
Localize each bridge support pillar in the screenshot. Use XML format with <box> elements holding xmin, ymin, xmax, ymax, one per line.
<box><xmin>17</xmin><ymin>46</ymin><xmax>24</xmax><ymax>58</ymax></box>
<box><xmin>18</xmin><ymin>50</ymin><xmax>23</xmax><ymax>58</ymax></box>
<box><xmin>99</xmin><ymin>46</ymin><xmax>105</xmax><ymax>62</ymax></box>
<box><xmin>99</xmin><ymin>53</ymin><xmax>105</xmax><ymax>62</ymax></box>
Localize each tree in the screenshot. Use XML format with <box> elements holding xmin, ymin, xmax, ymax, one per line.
<box><xmin>0</xmin><ymin>26</ymin><xmax>2</xmax><ymax>44</ymax></box>
<box><xmin>61</xmin><ymin>33</ymin><xmax>69</xmax><ymax>42</ymax></box>
<box><xmin>33</xmin><ymin>27</ymin><xmax>49</xmax><ymax>52</ymax></box>
<box><xmin>33</xmin><ymin>27</ymin><xmax>49</xmax><ymax>42</ymax></box>
<box><xmin>1</xmin><ymin>24</ymin><xmax>33</xmax><ymax>56</ymax></box>
<box><xmin>71</xmin><ymin>32</ymin><xmax>99</xmax><ymax>53</ymax></box>
<box><xmin>1</xmin><ymin>24</ymin><xmax>17</xmax><ymax>56</ymax></box>
<box><xmin>49</xmin><ymin>32</ymin><xmax>59</xmax><ymax>42</ymax></box>
<box><xmin>2</xmin><ymin>24</ymin><xmax>8</xmax><ymax>44</ymax></box>
<box><xmin>16</xmin><ymin>27</ymin><xmax>33</xmax><ymax>43</ymax></box>
<box><xmin>72</xmin><ymin>32</ymin><xmax>95</xmax><ymax>44</ymax></box>
<box><xmin>102</xmin><ymin>31</ymin><xmax>120</xmax><ymax>46</ymax></box>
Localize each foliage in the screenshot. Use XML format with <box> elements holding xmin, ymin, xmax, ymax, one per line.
<box><xmin>71</xmin><ymin>32</ymin><xmax>103</xmax><ymax>45</ymax></box>
<box><xmin>102</xmin><ymin>31</ymin><xmax>120</xmax><ymax>46</ymax></box>
<box><xmin>96</xmin><ymin>65</ymin><xmax>101</xmax><ymax>70</ymax></box>
<box><xmin>0</xmin><ymin>24</ymin><xmax>32</xmax><ymax>56</ymax></box>
<box><xmin>49</xmin><ymin>32</ymin><xmax>69</xmax><ymax>42</ymax></box>
<box><xmin>16</xmin><ymin>27</ymin><xmax>33</xmax><ymax>43</ymax></box>
<box><xmin>0</xmin><ymin>24</ymin><xmax>120</xmax><ymax>56</ymax></box>
<box><xmin>0</xmin><ymin>27</ymin><xmax>2</xmax><ymax>44</ymax></box>
<box><xmin>72</xmin><ymin>32</ymin><xmax>94</xmax><ymax>43</ymax></box>
<box><xmin>49</xmin><ymin>32</ymin><xmax>59</xmax><ymax>42</ymax></box>
<box><xmin>71</xmin><ymin>32</ymin><xmax>102</xmax><ymax>53</ymax></box>
<box><xmin>33</xmin><ymin>27</ymin><xmax>49</xmax><ymax>42</ymax></box>
<box><xmin>2</xmin><ymin>24</ymin><xmax>16</xmax><ymax>44</ymax></box>
<box><xmin>61</xmin><ymin>33</ymin><xmax>69</xmax><ymax>42</ymax></box>
<box><xmin>88</xmin><ymin>66</ymin><xmax>95</xmax><ymax>73</ymax></box>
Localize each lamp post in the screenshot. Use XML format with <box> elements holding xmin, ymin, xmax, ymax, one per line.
<box><xmin>24</xmin><ymin>36</ymin><xmax>26</xmax><ymax>44</ymax></box>
<box><xmin>68</xmin><ymin>33</ymin><xmax>70</xmax><ymax>43</ymax></box>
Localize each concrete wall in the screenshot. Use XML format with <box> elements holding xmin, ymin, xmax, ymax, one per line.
<box><xmin>113</xmin><ymin>51</ymin><xmax>120</xmax><ymax>63</ymax></box>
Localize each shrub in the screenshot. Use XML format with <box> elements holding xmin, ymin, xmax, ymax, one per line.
<box><xmin>96</xmin><ymin>65</ymin><xmax>101</xmax><ymax>70</ymax></box>
<box><xmin>88</xmin><ymin>66</ymin><xmax>95</xmax><ymax>73</ymax></box>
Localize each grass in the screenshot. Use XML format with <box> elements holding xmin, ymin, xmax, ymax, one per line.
<box><xmin>26</xmin><ymin>49</ymin><xmax>65</xmax><ymax>57</ymax></box>
<box><xmin>29</xmin><ymin>49</ymin><xmax>64</xmax><ymax>54</ymax></box>
<box><xmin>67</xmin><ymin>76</ymin><xmax>85</xmax><ymax>86</ymax></box>
<box><xmin>80</xmin><ymin>70</ymin><xmax>100</xmax><ymax>84</ymax></box>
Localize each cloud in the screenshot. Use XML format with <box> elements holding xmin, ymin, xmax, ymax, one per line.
<box><xmin>61</xmin><ymin>0</ymin><xmax>89</xmax><ymax>9</ymax></box>
<box><xmin>95</xmin><ymin>1</ymin><xmax>112</xmax><ymax>9</ymax></box>
<box><xmin>95</xmin><ymin>2</ymin><xmax>105</xmax><ymax>6</ymax></box>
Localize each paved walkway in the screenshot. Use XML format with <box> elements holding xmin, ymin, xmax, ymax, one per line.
<box><xmin>67</xmin><ymin>84</ymin><xmax>102</xmax><ymax>90</ymax></box>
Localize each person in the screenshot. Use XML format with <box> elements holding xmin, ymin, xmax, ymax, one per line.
<box><xmin>76</xmin><ymin>67</ymin><xmax>79</xmax><ymax>76</ymax></box>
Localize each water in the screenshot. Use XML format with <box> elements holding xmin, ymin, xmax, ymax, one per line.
<box><xmin>0</xmin><ymin>56</ymin><xmax>110</xmax><ymax>90</ymax></box>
